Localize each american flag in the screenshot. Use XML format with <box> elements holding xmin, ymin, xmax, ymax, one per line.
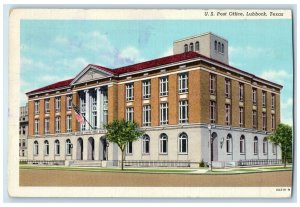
<box><xmin>72</xmin><ymin>103</ymin><xmax>85</xmax><ymax>124</ymax></box>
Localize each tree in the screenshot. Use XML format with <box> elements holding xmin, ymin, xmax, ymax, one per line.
<box><xmin>267</xmin><ymin>123</ymin><xmax>293</xmax><ymax>167</ymax></box>
<box><xmin>104</xmin><ymin>119</ymin><xmax>144</xmax><ymax>170</ymax></box>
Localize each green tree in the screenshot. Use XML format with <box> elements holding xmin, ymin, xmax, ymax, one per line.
<box><xmin>267</xmin><ymin>123</ymin><xmax>293</xmax><ymax>167</ymax></box>
<box><xmin>104</xmin><ymin>119</ymin><xmax>144</xmax><ymax>170</ymax></box>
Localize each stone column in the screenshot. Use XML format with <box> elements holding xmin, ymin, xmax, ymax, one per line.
<box><xmin>96</xmin><ymin>87</ymin><xmax>101</xmax><ymax>129</ymax></box>
<box><xmin>100</xmin><ymin>89</ymin><xmax>104</xmax><ymax>128</ymax></box>
<box><xmin>85</xmin><ymin>89</ymin><xmax>90</xmax><ymax>131</ymax></box>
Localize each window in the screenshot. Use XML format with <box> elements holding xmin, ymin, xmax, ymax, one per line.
<box><xmin>44</xmin><ymin>118</ymin><xmax>49</xmax><ymax>134</ymax></box>
<box><xmin>55</xmin><ymin>116</ymin><xmax>61</xmax><ymax>133</ymax></box>
<box><xmin>142</xmin><ymin>80</ymin><xmax>151</xmax><ymax>99</ymax></box>
<box><xmin>184</xmin><ymin>44</ymin><xmax>188</xmax><ymax>52</ymax></box>
<box><xmin>66</xmin><ymin>139</ymin><xmax>72</xmax><ymax>155</ymax></box>
<box><xmin>262</xmin><ymin>91</ymin><xmax>266</xmax><ymax>108</ymax></box>
<box><xmin>160</xmin><ymin>77</ymin><xmax>168</xmax><ymax>96</ymax></box>
<box><xmin>239</xmin><ymin>107</ymin><xmax>244</xmax><ymax>127</ymax></box>
<box><xmin>195</xmin><ymin>41</ymin><xmax>199</xmax><ymax>51</ymax></box>
<box><xmin>225</xmin><ymin>104</ymin><xmax>231</xmax><ymax>125</ymax></box>
<box><xmin>126</xmin><ymin>142</ymin><xmax>133</xmax><ymax>154</ymax></box>
<box><xmin>271</xmin><ymin>94</ymin><xmax>275</xmax><ymax>109</ymax></box>
<box><xmin>54</xmin><ymin>140</ymin><xmax>60</xmax><ymax>155</ymax></box>
<box><xmin>55</xmin><ymin>97</ymin><xmax>61</xmax><ymax>112</ymax></box>
<box><xmin>214</xmin><ymin>41</ymin><xmax>217</xmax><ymax>51</ymax></box>
<box><xmin>126</xmin><ymin>83</ymin><xmax>134</xmax><ymax>101</ymax></box>
<box><xmin>271</xmin><ymin>114</ymin><xmax>275</xmax><ymax>131</ymax></box>
<box><xmin>45</xmin><ymin>99</ymin><xmax>50</xmax><ymax>113</ymax></box>
<box><xmin>178</xmin><ymin>73</ymin><xmax>188</xmax><ymax>93</ymax></box>
<box><xmin>33</xmin><ymin>141</ymin><xmax>38</xmax><ymax>155</ymax></box>
<box><xmin>225</xmin><ymin>79</ymin><xmax>231</xmax><ymax>98</ymax></box>
<box><xmin>179</xmin><ymin>100</ymin><xmax>188</xmax><ymax>124</ymax></box>
<box><xmin>66</xmin><ymin>115</ymin><xmax>72</xmax><ymax>132</ymax></box>
<box><xmin>263</xmin><ymin>138</ymin><xmax>268</xmax><ymax>154</ymax></box>
<box><xmin>239</xmin><ymin>83</ymin><xmax>244</xmax><ymax>102</ymax></box>
<box><xmin>66</xmin><ymin>95</ymin><xmax>72</xmax><ymax>110</ymax></box>
<box><xmin>34</xmin><ymin>119</ymin><xmax>39</xmax><ymax>135</ymax></box>
<box><xmin>44</xmin><ymin>140</ymin><xmax>49</xmax><ymax>156</ymax></box>
<box><xmin>126</xmin><ymin>107</ymin><xmax>134</xmax><ymax>122</ymax></box>
<box><xmin>252</xmin><ymin>110</ymin><xmax>257</xmax><ymax>129</ymax></box>
<box><xmin>240</xmin><ymin>135</ymin><xmax>245</xmax><ymax>154</ymax></box>
<box><xmin>252</xmin><ymin>88</ymin><xmax>257</xmax><ymax>105</ymax></box>
<box><xmin>221</xmin><ymin>43</ymin><xmax>224</xmax><ymax>53</ymax></box>
<box><xmin>178</xmin><ymin>133</ymin><xmax>188</xmax><ymax>154</ymax></box>
<box><xmin>218</xmin><ymin>42</ymin><xmax>221</xmax><ymax>52</ymax></box>
<box><xmin>80</xmin><ymin>95</ymin><xmax>86</xmax><ymax>131</ymax></box>
<box><xmin>160</xmin><ymin>103</ymin><xmax>168</xmax><ymax>125</ymax></box>
<box><xmin>226</xmin><ymin>134</ymin><xmax>232</xmax><ymax>154</ymax></box>
<box><xmin>272</xmin><ymin>143</ymin><xmax>276</xmax><ymax>154</ymax></box>
<box><xmin>91</xmin><ymin>92</ymin><xmax>97</xmax><ymax>128</ymax></box>
<box><xmin>254</xmin><ymin>137</ymin><xmax>258</xmax><ymax>155</ymax></box>
<box><xmin>142</xmin><ymin>135</ymin><xmax>150</xmax><ymax>154</ymax></box>
<box><xmin>210</xmin><ymin>101</ymin><xmax>216</xmax><ymax>123</ymax></box>
<box><xmin>262</xmin><ymin>112</ymin><xmax>267</xmax><ymax>131</ymax></box>
<box><xmin>159</xmin><ymin>134</ymin><xmax>168</xmax><ymax>154</ymax></box>
<box><xmin>142</xmin><ymin>105</ymin><xmax>151</xmax><ymax>126</ymax></box>
<box><xmin>34</xmin><ymin>101</ymin><xmax>39</xmax><ymax>114</ymax></box>
<box><xmin>189</xmin><ymin>43</ymin><xmax>194</xmax><ymax>51</ymax></box>
<box><xmin>210</xmin><ymin>74</ymin><xmax>216</xmax><ymax>95</ymax></box>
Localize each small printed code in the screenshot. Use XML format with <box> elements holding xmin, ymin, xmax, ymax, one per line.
<box><xmin>276</xmin><ymin>188</ymin><xmax>291</xmax><ymax>192</ymax></box>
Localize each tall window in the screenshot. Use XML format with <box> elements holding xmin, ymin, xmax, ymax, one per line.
<box><xmin>254</xmin><ymin>137</ymin><xmax>258</xmax><ymax>155</ymax></box>
<box><xmin>142</xmin><ymin>80</ymin><xmax>151</xmax><ymax>99</ymax></box>
<box><xmin>262</xmin><ymin>91</ymin><xmax>266</xmax><ymax>108</ymax></box>
<box><xmin>178</xmin><ymin>73</ymin><xmax>188</xmax><ymax>93</ymax></box>
<box><xmin>240</xmin><ymin>135</ymin><xmax>245</xmax><ymax>154</ymax></box>
<box><xmin>225</xmin><ymin>79</ymin><xmax>231</xmax><ymax>98</ymax></box>
<box><xmin>34</xmin><ymin>119</ymin><xmax>39</xmax><ymax>135</ymax></box>
<box><xmin>33</xmin><ymin>141</ymin><xmax>38</xmax><ymax>155</ymax></box>
<box><xmin>55</xmin><ymin>116</ymin><xmax>61</xmax><ymax>133</ymax></box>
<box><xmin>44</xmin><ymin>140</ymin><xmax>49</xmax><ymax>155</ymax></box>
<box><xmin>239</xmin><ymin>107</ymin><xmax>244</xmax><ymax>127</ymax></box>
<box><xmin>252</xmin><ymin>88</ymin><xmax>257</xmax><ymax>105</ymax></box>
<box><xmin>66</xmin><ymin>115</ymin><xmax>72</xmax><ymax>132</ymax></box>
<box><xmin>126</xmin><ymin>107</ymin><xmax>134</xmax><ymax>122</ymax></box>
<box><xmin>44</xmin><ymin>118</ymin><xmax>49</xmax><ymax>134</ymax></box>
<box><xmin>218</xmin><ymin>42</ymin><xmax>221</xmax><ymax>52</ymax></box>
<box><xmin>142</xmin><ymin>135</ymin><xmax>150</xmax><ymax>154</ymax></box>
<box><xmin>160</xmin><ymin>103</ymin><xmax>168</xmax><ymax>125</ymax></box>
<box><xmin>178</xmin><ymin>133</ymin><xmax>188</xmax><ymax>154</ymax></box>
<box><xmin>271</xmin><ymin>114</ymin><xmax>275</xmax><ymax>131</ymax></box>
<box><xmin>126</xmin><ymin>142</ymin><xmax>133</xmax><ymax>154</ymax></box>
<box><xmin>239</xmin><ymin>83</ymin><xmax>244</xmax><ymax>102</ymax></box>
<box><xmin>226</xmin><ymin>134</ymin><xmax>232</xmax><ymax>154</ymax></box>
<box><xmin>66</xmin><ymin>139</ymin><xmax>72</xmax><ymax>155</ymax></box>
<box><xmin>210</xmin><ymin>74</ymin><xmax>216</xmax><ymax>95</ymax></box>
<box><xmin>66</xmin><ymin>95</ymin><xmax>72</xmax><ymax>110</ymax></box>
<box><xmin>263</xmin><ymin>138</ymin><xmax>268</xmax><ymax>154</ymax></box>
<box><xmin>80</xmin><ymin>95</ymin><xmax>86</xmax><ymax>131</ymax></box>
<box><xmin>252</xmin><ymin>110</ymin><xmax>257</xmax><ymax>129</ymax></box>
<box><xmin>210</xmin><ymin>101</ymin><xmax>216</xmax><ymax>123</ymax></box>
<box><xmin>225</xmin><ymin>104</ymin><xmax>231</xmax><ymax>125</ymax></box>
<box><xmin>195</xmin><ymin>41</ymin><xmax>199</xmax><ymax>51</ymax></box>
<box><xmin>214</xmin><ymin>40</ymin><xmax>217</xmax><ymax>51</ymax></box>
<box><xmin>271</xmin><ymin>94</ymin><xmax>275</xmax><ymax>109</ymax></box>
<box><xmin>54</xmin><ymin>140</ymin><xmax>60</xmax><ymax>155</ymax></box>
<box><xmin>160</xmin><ymin>77</ymin><xmax>168</xmax><ymax>96</ymax></box>
<box><xmin>221</xmin><ymin>43</ymin><xmax>224</xmax><ymax>53</ymax></box>
<box><xmin>55</xmin><ymin>97</ymin><xmax>61</xmax><ymax>112</ymax></box>
<box><xmin>189</xmin><ymin>43</ymin><xmax>194</xmax><ymax>51</ymax></box>
<box><xmin>45</xmin><ymin>99</ymin><xmax>50</xmax><ymax>113</ymax></box>
<box><xmin>179</xmin><ymin>100</ymin><xmax>188</xmax><ymax>124</ymax></box>
<box><xmin>159</xmin><ymin>134</ymin><xmax>168</xmax><ymax>154</ymax></box>
<box><xmin>34</xmin><ymin>100</ymin><xmax>39</xmax><ymax>114</ymax></box>
<box><xmin>184</xmin><ymin>44</ymin><xmax>188</xmax><ymax>52</ymax></box>
<box><xmin>126</xmin><ymin>83</ymin><xmax>134</xmax><ymax>101</ymax></box>
<box><xmin>142</xmin><ymin>105</ymin><xmax>151</xmax><ymax>126</ymax></box>
<box><xmin>91</xmin><ymin>92</ymin><xmax>97</xmax><ymax>128</ymax></box>
<box><xmin>272</xmin><ymin>143</ymin><xmax>277</xmax><ymax>154</ymax></box>
<box><xmin>262</xmin><ymin>112</ymin><xmax>267</xmax><ymax>131</ymax></box>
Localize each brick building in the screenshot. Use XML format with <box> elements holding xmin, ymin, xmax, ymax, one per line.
<box><xmin>25</xmin><ymin>32</ymin><xmax>282</xmax><ymax>167</ymax></box>
<box><xmin>19</xmin><ymin>104</ymin><xmax>28</xmax><ymax>158</ymax></box>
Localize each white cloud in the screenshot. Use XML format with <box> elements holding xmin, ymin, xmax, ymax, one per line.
<box><xmin>281</xmin><ymin>117</ymin><xmax>293</xmax><ymax>126</ymax></box>
<box><xmin>161</xmin><ymin>47</ymin><xmax>173</xmax><ymax>57</ymax></box>
<box><xmin>259</xmin><ymin>69</ymin><xmax>292</xmax><ymax>84</ymax></box>
<box><xmin>115</xmin><ymin>46</ymin><xmax>145</xmax><ymax>67</ymax></box>
<box><xmin>229</xmin><ymin>46</ymin><xmax>274</xmax><ymax>59</ymax></box>
<box><xmin>281</xmin><ymin>98</ymin><xmax>293</xmax><ymax>109</ymax></box>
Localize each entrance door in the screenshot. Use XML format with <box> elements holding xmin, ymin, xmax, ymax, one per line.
<box><xmin>99</xmin><ymin>137</ymin><xmax>107</xmax><ymax>160</ymax></box>
<box><xmin>77</xmin><ymin>138</ymin><xmax>83</xmax><ymax>160</ymax></box>
<box><xmin>87</xmin><ymin>137</ymin><xmax>95</xmax><ymax>160</ymax></box>
<box><xmin>211</xmin><ymin>132</ymin><xmax>218</xmax><ymax>161</ymax></box>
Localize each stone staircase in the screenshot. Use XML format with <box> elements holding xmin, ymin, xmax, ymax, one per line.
<box><xmin>69</xmin><ymin>160</ymin><xmax>102</xmax><ymax>167</ymax></box>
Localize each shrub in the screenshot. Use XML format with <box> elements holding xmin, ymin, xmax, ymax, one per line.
<box><xmin>199</xmin><ymin>159</ymin><xmax>205</xmax><ymax>167</ymax></box>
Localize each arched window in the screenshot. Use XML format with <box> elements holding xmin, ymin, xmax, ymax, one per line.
<box><xmin>159</xmin><ymin>133</ymin><xmax>168</xmax><ymax>154</ymax></box>
<box><xmin>44</xmin><ymin>140</ymin><xmax>49</xmax><ymax>155</ymax></box>
<box><xmin>221</xmin><ymin>43</ymin><xmax>224</xmax><ymax>53</ymax></box>
<box><xmin>195</xmin><ymin>41</ymin><xmax>199</xmax><ymax>51</ymax></box>
<box><xmin>263</xmin><ymin>137</ymin><xmax>268</xmax><ymax>154</ymax></box>
<box><xmin>226</xmin><ymin>134</ymin><xmax>232</xmax><ymax>154</ymax></box>
<box><xmin>189</xmin><ymin>43</ymin><xmax>194</xmax><ymax>51</ymax></box>
<box><xmin>240</xmin><ymin>135</ymin><xmax>245</xmax><ymax>154</ymax></box>
<box><xmin>33</xmin><ymin>140</ymin><xmax>39</xmax><ymax>155</ymax></box>
<box><xmin>218</xmin><ymin>42</ymin><xmax>221</xmax><ymax>52</ymax></box>
<box><xmin>66</xmin><ymin>139</ymin><xmax>72</xmax><ymax>155</ymax></box>
<box><xmin>254</xmin><ymin>137</ymin><xmax>258</xmax><ymax>154</ymax></box>
<box><xmin>184</xmin><ymin>44</ymin><xmax>188</xmax><ymax>52</ymax></box>
<box><xmin>142</xmin><ymin>134</ymin><xmax>150</xmax><ymax>154</ymax></box>
<box><xmin>178</xmin><ymin>133</ymin><xmax>188</xmax><ymax>154</ymax></box>
<box><xmin>214</xmin><ymin>40</ymin><xmax>217</xmax><ymax>51</ymax></box>
<box><xmin>54</xmin><ymin>140</ymin><xmax>60</xmax><ymax>155</ymax></box>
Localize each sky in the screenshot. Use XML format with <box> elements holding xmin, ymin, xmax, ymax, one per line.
<box><xmin>20</xmin><ymin>19</ymin><xmax>293</xmax><ymax>126</ymax></box>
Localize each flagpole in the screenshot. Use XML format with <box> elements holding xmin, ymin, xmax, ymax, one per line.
<box><xmin>72</xmin><ymin>103</ymin><xmax>95</xmax><ymax>130</ymax></box>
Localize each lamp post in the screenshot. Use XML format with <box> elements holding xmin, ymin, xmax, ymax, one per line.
<box><xmin>208</xmin><ymin>124</ymin><xmax>212</xmax><ymax>171</ymax></box>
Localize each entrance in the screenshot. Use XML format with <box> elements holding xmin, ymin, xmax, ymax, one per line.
<box><xmin>211</xmin><ymin>132</ymin><xmax>218</xmax><ymax>161</ymax></box>
<box><xmin>87</xmin><ymin>137</ymin><xmax>95</xmax><ymax>160</ymax></box>
<box><xmin>76</xmin><ymin>138</ymin><xmax>83</xmax><ymax>160</ymax></box>
<box><xmin>99</xmin><ymin>137</ymin><xmax>107</xmax><ymax>160</ymax></box>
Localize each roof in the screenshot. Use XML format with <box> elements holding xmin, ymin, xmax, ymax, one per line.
<box><xmin>26</xmin><ymin>78</ymin><xmax>74</xmax><ymax>95</ymax></box>
<box><xmin>88</xmin><ymin>64</ymin><xmax>118</xmax><ymax>75</ymax></box>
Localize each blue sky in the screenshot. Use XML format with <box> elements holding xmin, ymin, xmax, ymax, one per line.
<box><xmin>20</xmin><ymin>19</ymin><xmax>293</xmax><ymax>125</ymax></box>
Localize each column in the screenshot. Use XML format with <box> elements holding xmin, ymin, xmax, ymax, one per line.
<box><xmin>96</xmin><ymin>87</ymin><xmax>101</xmax><ymax>129</ymax></box>
<box><xmin>100</xmin><ymin>90</ymin><xmax>104</xmax><ymax>128</ymax></box>
<box><xmin>85</xmin><ymin>89</ymin><xmax>90</xmax><ymax>131</ymax></box>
